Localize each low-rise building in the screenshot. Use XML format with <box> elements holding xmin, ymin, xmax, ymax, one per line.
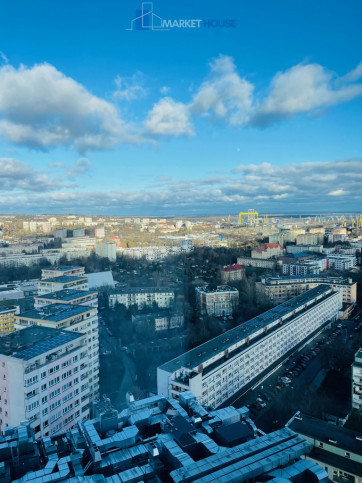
<box><xmin>109</xmin><ymin>286</ymin><xmax>175</xmax><ymax>309</ymax></box>
<box><xmin>251</xmin><ymin>242</ymin><xmax>284</xmax><ymax>259</ymax></box>
<box><xmin>288</xmin><ymin>412</ymin><xmax>362</xmax><ymax>483</ymax></box>
<box><xmin>237</xmin><ymin>256</ymin><xmax>276</xmax><ymax>269</ymax></box>
<box><xmin>0</xmin><ymin>326</ymin><xmax>89</xmax><ymax>438</ymax></box>
<box><xmin>220</xmin><ymin>264</ymin><xmax>245</xmax><ymax>283</ymax></box>
<box><xmin>196</xmin><ymin>285</ymin><xmax>239</xmax><ymax>317</ymax></box>
<box><xmin>0</xmin><ymin>306</ymin><xmax>17</xmax><ymax>336</ymax></box>
<box><xmin>158</xmin><ymin>286</ymin><xmax>342</xmax><ymax>409</ymax></box>
<box><xmin>352</xmin><ymin>348</ymin><xmax>362</xmax><ymax>414</ymax></box>
<box><xmin>328</xmin><ymin>255</ymin><xmax>357</xmax><ymax>271</ymax></box>
<box><xmin>132</xmin><ymin>311</ymin><xmax>184</xmax><ymax>331</ymax></box>
<box><xmin>15</xmin><ymin>304</ymin><xmax>99</xmax><ymax>400</ymax></box>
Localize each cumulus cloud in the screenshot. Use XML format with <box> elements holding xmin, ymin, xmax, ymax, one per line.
<box><xmin>0</xmin><ymin>63</ymin><xmax>142</xmax><ymax>152</ymax></box>
<box><xmin>0</xmin><ymin>158</ymin><xmax>70</xmax><ymax>192</ymax></box>
<box><xmin>144</xmin><ymin>97</ymin><xmax>194</xmax><ymax>137</ymax></box>
<box><xmin>190</xmin><ymin>55</ymin><xmax>254</xmax><ymax>125</ymax></box>
<box><xmin>113</xmin><ymin>72</ymin><xmax>147</xmax><ymax>101</ymax></box>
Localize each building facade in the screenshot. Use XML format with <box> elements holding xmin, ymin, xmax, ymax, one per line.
<box><xmin>34</xmin><ymin>289</ymin><xmax>98</xmax><ymax>309</ymax></box>
<box><xmin>352</xmin><ymin>348</ymin><xmax>362</xmax><ymax>414</ymax></box>
<box><xmin>0</xmin><ymin>326</ymin><xmax>89</xmax><ymax>438</ymax></box>
<box><xmin>0</xmin><ymin>306</ymin><xmax>17</xmax><ymax>336</ymax></box>
<box><xmin>109</xmin><ymin>287</ymin><xmax>175</xmax><ymax>309</ymax></box>
<box><xmin>158</xmin><ymin>286</ymin><xmax>342</xmax><ymax>409</ymax></box>
<box><xmin>220</xmin><ymin>264</ymin><xmax>245</xmax><ymax>283</ymax></box>
<box><xmin>237</xmin><ymin>256</ymin><xmax>276</xmax><ymax>269</ymax></box>
<box><xmin>196</xmin><ymin>285</ymin><xmax>239</xmax><ymax>317</ymax></box>
<box><xmin>251</xmin><ymin>243</ymin><xmax>284</xmax><ymax>259</ymax></box>
<box><xmin>37</xmin><ymin>275</ymin><xmax>89</xmax><ymax>295</ymax></box>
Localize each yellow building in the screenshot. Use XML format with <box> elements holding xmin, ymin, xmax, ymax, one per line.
<box><xmin>0</xmin><ymin>306</ymin><xmax>17</xmax><ymax>335</ymax></box>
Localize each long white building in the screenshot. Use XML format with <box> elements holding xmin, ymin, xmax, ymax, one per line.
<box><xmin>15</xmin><ymin>304</ymin><xmax>99</xmax><ymax>401</ymax></box>
<box><xmin>158</xmin><ymin>285</ymin><xmax>342</xmax><ymax>408</ymax></box>
<box><xmin>109</xmin><ymin>287</ymin><xmax>175</xmax><ymax>309</ymax></box>
<box><xmin>0</xmin><ymin>326</ymin><xmax>90</xmax><ymax>438</ymax></box>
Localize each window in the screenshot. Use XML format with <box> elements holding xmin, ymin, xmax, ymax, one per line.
<box><xmin>345</xmin><ymin>452</ymin><xmax>350</xmax><ymax>458</ymax></box>
<box><xmin>318</xmin><ymin>442</ymin><xmax>323</xmax><ymax>448</ymax></box>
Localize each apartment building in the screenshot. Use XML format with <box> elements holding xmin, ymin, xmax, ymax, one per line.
<box><xmin>220</xmin><ymin>264</ymin><xmax>245</xmax><ymax>283</ymax></box>
<box><xmin>132</xmin><ymin>311</ymin><xmax>184</xmax><ymax>331</ymax></box>
<box><xmin>0</xmin><ymin>326</ymin><xmax>90</xmax><ymax>438</ymax></box>
<box><xmin>196</xmin><ymin>285</ymin><xmax>239</xmax><ymax>317</ymax></box>
<box><xmin>41</xmin><ymin>266</ymin><xmax>85</xmax><ymax>279</ymax></box>
<box><xmin>328</xmin><ymin>255</ymin><xmax>357</xmax><ymax>271</ymax></box>
<box><xmin>37</xmin><ymin>275</ymin><xmax>89</xmax><ymax>295</ymax></box>
<box><xmin>0</xmin><ymin>306</ymin><xmax>17</xmax><ymax>336</ymax></box>
<box><xmin>109</xmin><ymin>287</ymin><xmax>175</xmax><ymax>309</ymax></box>
<box><xmin>15</xmin><ymin>304</ymin><xmax>99</xmax><ymax>400</ymax></box>
<box><xmin>34</xmin><ymin>289</ymin><xmax>98</xmax><ymax>309</ymax></box>
<box><xmin>237</xmin><ymin>256</ymin><xmax>276</xmax><ymax>269</ymax></box>
<box><xmin>251</xmin><ymin>243</ymin><xmax>284</xmax><ymax>259</ymax></box>
<box><xmin>258</xmin><ymin>275</ymin><xmax>357</xmax><ymax>305</ymax></box>
<box><xmin>352</xmin><ymin>348</ymin><xmax>362</xmax><ymax>414</ymax></box>
<box><xmin>289</xmin><ymin>412</ymin><xmax>362</xmax><ymax>483</ymax></box>
<box><xmin>95</xmin><ymin>242</ymin><xmax>116</xmax><ymax>262</ymax></box>
<box><xmin>158</xmin><ymin>286</ymin><xmax>342</xmax><ymax>409</ymax></box>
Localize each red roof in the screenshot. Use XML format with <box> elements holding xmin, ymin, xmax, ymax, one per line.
<box><xmin>223</xmin><ymin>264</ymin><xmax>244</xmax><ymax>271</ymax></box>
<box><xmin>256</xmin><ymin>243</ymin><xmax>282</xmax><ymax>252</ymax></box>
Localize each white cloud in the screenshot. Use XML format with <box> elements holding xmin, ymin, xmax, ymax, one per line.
<box><xmin>144</xmin><ymin>97</ymin><xmax>194</xmax><ymax>137</ymax></box>
<box><xmin>190</xmin><ymin>55</ymin><xmax>253</xmax><ymax>125</ymax></box>
<box><xmin>0</xmin><ymin>51</ymin><xmax>8</xmax><ymax>64</ymax></box>
<box><xmin>66</xmin><ymin>158</ymin><xmax>91</xmax><ymax>177</ymax></box>
<box><xmin>0</xmin><ymin>63</ymin><xmax>142</xmax><ymax>152</ymax></box>
<box><xmin>328</xmin><ymin>188</ymin><xmax>346</xmax><ymax>196</ymax></box>
<box><xmin>113</xmin><ymin>72</ymin><xmax>147</xmax><ymax>101</ymax></box>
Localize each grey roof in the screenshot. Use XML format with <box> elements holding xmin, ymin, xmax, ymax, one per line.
<box><xmin>159</xmin><ymin>285</ymin><xmax>334</xmax><ymax>373</ymax></box>
<box><xmin>0</xmin><ymin>326</ymin><xmax>83</xmax><ymax>360</ymax></box>
<box><xmin>45</xmin><ymin>266</ymin><xmax>83</xmax><ymax>271</ymax></box>
<box><xmin>18</xmin><ymin>303</ymin><xmax>95</xmax><ymax>322</ymax></box>
<box><xmin>39</xmin><ymin>275</ymin><xmax>87</xmax><ymax>284</ymax></box>
<box><xmin>289</xmin><ymin>413</ymin><xmax>362</xmax><ymax>455</ymax></box>
<box><xmin>87</xmin><ymin>271</ymin><xmax>115</xmax><ymax>289</ymax></box>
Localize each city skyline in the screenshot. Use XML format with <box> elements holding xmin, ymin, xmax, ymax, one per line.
<box><xmin>0</xmin><ymin>0</ymin><xmax>361</xmax><ymax>214</ymax></box>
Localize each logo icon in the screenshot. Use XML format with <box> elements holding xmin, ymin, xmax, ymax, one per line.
<box><xmin>127</xmin><ymin>2</ymin><xmax>167</xmax><ymax>31</ymax></box>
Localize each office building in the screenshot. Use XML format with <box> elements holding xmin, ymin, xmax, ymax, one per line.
<box><xmin>15</xmin><ymin>304</ymin><xmax>99</xmax><ymax>400</ymax></box>
<box><xmin>0</xmin><ymin>307</ymin><xmax>17</xmax><ymax>336</ymax></box>
<box><xmin>158</xmin><ymin>286</ymin><xmax>342</xmax><ymax>409</ymax></box>
<box><xmin>109</xmin><ymin>287</ymin><xmax>175</xmax><ymax>309</ymax></box>
<box><xmin>196</xmin><ymin>285</ymin><xmax>239</xmax><ymax>317</ymax></box>
<box><xmin>258</xmin><ymin>275</ymin><xmax>357</xmax><ymax>305</ymax></box>
<box><xmin>0</xmin><ymin>326</ymin><xmax>89</xmax><ymax>438</ymax></box>
<box><xmin>220</xmin><ymin>264</ymin><xmax>245</xmax><ymax>283</ymax></box>
<box><xmin>0</xmin><ymin>391</ymin><xmax>329</xmax><ymax>482</ymax></box>
<box><xmin>288</xmin><ymin>412</ymin><xmax>362</xmax><ymax>483</ymax></box>
<box><xmin>352</xmin><ymin>348</ymin><xmax>362</xmax><ymax>414</ymax></box>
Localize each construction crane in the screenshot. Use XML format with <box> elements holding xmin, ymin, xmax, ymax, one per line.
<box><xmin>238</xmin><ymin>209</ymin><xmax>259</xmax><ymax>226</ymax></box>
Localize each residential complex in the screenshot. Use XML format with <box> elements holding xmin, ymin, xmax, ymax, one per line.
<box><xmin>158</xmin><ymin>286</ymin><xmax>342</xmax><ymax>409</ymax></box>
<box><xmin>132</xmin><ymin>311</ymin><xmax>184</xmax><ymax>331</ymax></box>
<box><xmin>237</xmin><ymin>256</ymin><xmax>277</xmax><ymax>269</ymax></box>
<box><xmin>220</xmin><ymin>263</ymin><xmax>245</xmax><ymax>283</ymax></box>
<box><xmin>257</xmin><ymin>275</ymin><xmax>357</xmax><ymax>305</ymax></box>
<box><xmin>37</xmin><ymin>275</ymin><xmax>89</xmax><ymax>295</ymax></box>
<box><xmin>352</xmin><ymin>348</ymin><xmax>362</xmax><ymax>414</ymax></box>
<box><xmin>14</xmin><ymin>304</ymin><xmax>99</xmax><ymax>400</ymax></box>
<box><xmin>109</xmin><ymin>286</ymin><xmax>175</xmax><ymax>309</ymax></box>
<box><xmin>95</xmin><ymin>241</ymin><xmax>117</xmax><ymax>261</ymax></box>
<box><xmin>0</xmin><ymin>326</ymin><xmax>89</xmax><ymax>438</ymax></box>
<box><xmin>288</xmin><ymin>412</ymin><xmax>362</xmax><ymax>483</ymax></box>
<box><xmin>0</xmin><ymin>306</ymin><xmax>17</xmax><ymax>336</ymax></box>
<box><xmin>41</xmin><ymin>266</ymin><xmax>85</xmax><ymax>278</ymax></box>
<box><xmin>196</xmin><ymin>285</ymin><xmax>239</xmax><ymax>317</ymax></box>
<box><xmin>34</xmin><ymin>289</ymin><xmax>98</xmax><ymax>309</ymax></box>
<box><xmin>0</xmin><ymin>391</ymin><xmax>330</xmax><ymax>483</ymax></box>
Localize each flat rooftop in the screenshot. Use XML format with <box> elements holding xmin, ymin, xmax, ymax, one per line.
<box><xmin>159</xmin><ymin>285</ymin><xmax>335</xmax><ymax>374</ymax></box>
<box><xmin>39</xmin><ymin>275</ymin><xmax>87</xmax><ymax>283</ymax></box>
<box><xmin>263</xmin><ymin>275</ymin><xmax>353</xmax><ymax>285</ymax></box>
<box><xmin>43</xmin><ymin>266</ymin><xmax>83</xmax><ymax>271</ymax></box>
<box><xmin>18</xmin><ymin>303</ymin><xmax>95</xmax><ymax>322</ymax></box>
<box><xmin>0</xmin><ymin>326</ymin><xmax>83</xmax><ymax>360</ymax></box>
<box><xmin>111</xmin><ymin>286</ymin><xmax>174</xmax><ymax>294</ymax></box>
<box><xmin>289</xmin><ymin>413</ymin><xmax>362</xmax><ymax>455</ymax></box>
<box><xmin>35</xmin><ymin>289</ymin><xmax>97</xmax><ymax>301</ymax></box>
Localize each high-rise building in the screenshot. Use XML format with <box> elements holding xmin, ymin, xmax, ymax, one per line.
<box><xmin>95</xmin><ymin>241</ymin><xmax>116</xmax><ymax>261</ymax></box>
<box><xmin>0</xmin><ymin>326</ymin><xmax>89</xmax><ymax>438</ymax></box>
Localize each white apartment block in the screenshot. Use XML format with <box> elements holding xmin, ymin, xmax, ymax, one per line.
<box><xmin>257</xmin><ymin>275</ymin><xmax>357</xmax><ymax>305</ymax></box>
<box><xmin>95</xmin><ymin>242</ymin><xmax>117</xmax><ymax>262</ymax></box>
<box><xmin>196</xmin><ymin>286</ymin><xmax>239</xmax><ymax>317</ymax></box>
<box><xmin>37</xmin><ymin>275</ymin><xmax>88</xmax><ymax>295</ymax></box>
<box><xmin>0</xmin><ymin>326</ymin><xmax>90</xmax><ymax>438</ymax></box>
<box><xmin>41</xmin><ymin>266</ymin><xmax>85</xmax><ymax>279</ymax></box>
<box><xmin>34</xmin><ymin>289</ymin><xmax>98</xmax><ymax>309</ymax></box>
<box><xmin>237</xmin><ymin>257</ymin><xmax>277</xmax><ymax>269</ymax></box>
<box><xmin>327</xmin><ymin>255</ymin><xmax>357</xmax><ymax>271</ymax></box>
<box><xmin>158</xmin><ymin>286</ymin><xmax>342</xmax><ymax>409</ymax></box>
<box><xmin>352</xmin><ymin>348</ymin><xmax>362</xmax><ymax>414</ymax></box>
<box><xmin>15</xmin><ymin>304</ymin><xmax>99</xmax><ymax>401</ymax></box>
<box><xmin>109</xmin><ymin>287</ymin><xmax>175</xmax><ymax>309</ymax></box>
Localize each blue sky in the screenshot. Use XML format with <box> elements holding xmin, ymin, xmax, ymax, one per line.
<box><xmin>0</xmin><ymin>0</ymin><xmax>361</xmax><ymax>215</ymax></box>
